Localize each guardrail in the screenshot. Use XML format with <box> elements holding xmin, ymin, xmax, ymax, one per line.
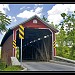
<box><xmin>54</xmin><ymin>56</ymin><xmax>75</xmax><ymax>64</ymax></box>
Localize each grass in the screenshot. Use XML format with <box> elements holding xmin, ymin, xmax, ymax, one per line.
<box><xmin>0</xmin><ymin>61</ymin><xmax>24</xmax><ymax>71</ymax></box>
<box><xmin>0</xmin><ymin>50</ymin><xmax>24</xmax><ymax>71</ymax></box>
<box><xmin>0</xmin><ymin>62</ymin><xmax>6</xmax><ymax>71</ymax></box>
<box><xmin>3</xmin><ymin>65</ymin><xmax>24</xmax><ymax>71</ymax></box>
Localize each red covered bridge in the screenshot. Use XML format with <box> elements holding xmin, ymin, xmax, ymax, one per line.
<box><xmin>1</xmin><ymin>15</ymin><xmax>58</xmax><ymax>65</ymax></box>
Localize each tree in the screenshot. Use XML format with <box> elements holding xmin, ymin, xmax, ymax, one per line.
<box><xmin>56</xmin><ymin>28</ymin><xmax>67</xmax><ymax>56</ymax></box>
<box><xmin>42</xmin><ymin>15</ymin><xmax>49</xmax><ymax>22</ymax></box>
<box><xmin>0</xmin><ymin>11</ymin><xmax>11</xmax><ymax>33</ymax></box>
<box><xmin>56</xmin><ymin>11</ymin><xmax>75</xmax><ymax>60</ymax></box>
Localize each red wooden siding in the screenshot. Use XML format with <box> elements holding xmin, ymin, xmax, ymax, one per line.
<box><xmin>14</xmin><ymin>18</ymin><xmax>52</xmax><ymax>31</ymax></box>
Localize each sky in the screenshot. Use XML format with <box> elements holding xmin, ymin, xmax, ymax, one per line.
<box><xmin>0</xmin><ymin>4</ymin><xmax>75</xmax><ymax>44</ymax></box>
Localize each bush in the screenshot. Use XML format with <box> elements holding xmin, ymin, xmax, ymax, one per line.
<box><xmin>56</xmin><ymin>46</ymin><xmax>70</xmax><ymax>58</ymax></box>
<box><xmin>56</xmin><ymin>46</ymin><xmax>75</xmax><ymax>60</ymax></box>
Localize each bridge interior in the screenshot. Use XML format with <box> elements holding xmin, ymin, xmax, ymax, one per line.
<box><xmin>16</xmin><ymin>28</ymin><xmax>52</xmax><ymax>61</ymax></box>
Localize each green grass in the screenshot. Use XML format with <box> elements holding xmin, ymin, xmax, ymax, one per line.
<box><xmin>0</xmin><ymin>62</ymin><xmax>6</xmax><ymax>71</ymax></box>
<box><xmin>0</xmin><ymin>49</ymin><xmax>24</xmax><ymax>71</ymax></box>
<box><xmin>3</xmin><ymin>65</ymin><xmax>24</xmax><ymax>71</ymax></box>
<box><xmin>0</xmin><ymin>61</ymin><xmax>24</xmax><ymax>71</ymax></box>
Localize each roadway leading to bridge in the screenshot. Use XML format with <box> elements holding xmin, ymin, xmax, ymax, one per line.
<box><xmin>21</xmin><ymin>62</ymin><xmax>75</xmax><ymax>71</ymax></box>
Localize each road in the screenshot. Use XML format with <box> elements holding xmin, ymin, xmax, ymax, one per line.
<box><xmin>21</xmin><ymin>62</ymin><xmax>75</xmax><ymax>71</ymax></box>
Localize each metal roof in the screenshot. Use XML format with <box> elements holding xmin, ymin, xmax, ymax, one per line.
<box><xmin>11</xmin><ymin>15</ymin><xmax>58</xmax><ymax>32</ymax></box>
<box><xmin>1</xmin><ymin>29</ymin><xmax>13</xmax><ymax>46</ymax></box>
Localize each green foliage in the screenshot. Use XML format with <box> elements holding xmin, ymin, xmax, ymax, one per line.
<box><xmin>42</xmin><ymin>13</ymin><xmax>75</xmax><ymax>60</ymax></box>
<box><xmin>62</xmin><ymin>46</ymin><xmax>70</xmax><ymax>58</ymax></box>
<box><xmin>0</xmin><ymin>61</ymin><xmax>23</xmax><ymax>71</ymax></box>
<box><xmin>0</xmin><ymin>62</ymin><xmax>6</xmax><ymax>70</ymax></box>
<box><xmin>56</xmin><ymin>47</ymin><xmax>62</xmax><ymax>56</ymax></box>
<box><xmin>42</xmin><ymin>15</ymin><xmax>49</xmax><ymax>22</ymax></box>
<box><xmin>56</xmin><ymin>11</ymin><xmax>75</xmax><ymax>60</ymax></box>
<box><xmin>3</xmin><ymin>65</ymin><xmax>23</xmax><ymax>71</ymax></box>
<box><xmin>61</xmin><ymin>13</ymin><xmax>66</xmax><ymax>19</ymax></box>
<box><xmin>69</xmin><ymin>43</ymin><xmax>75</xmax><ymax>59</ymax></box>
<box><xmin>16</xmin><ymin>47</ymin><xmax>19</xmax><ymax>60</ymax></box>
<box><xmin>0</xmin><ymin>11</ymin><xmax>11</xmax><ymax>33</ymax></box>
<box><xmin>56</xmin><ymin>29</ymin><xmax>66</xmax><ymax>46</ymax></box>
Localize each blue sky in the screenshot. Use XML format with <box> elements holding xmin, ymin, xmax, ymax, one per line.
<box><xmin>0</xmin><ymin>4</ymin><xmax>75</xmax><ymax>44</ymax></box>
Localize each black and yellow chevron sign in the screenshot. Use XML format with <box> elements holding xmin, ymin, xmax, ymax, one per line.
<box><xmin>13</xmin><ymin>40</ymin><xmax>16</xmax><ymax>48</ymax></box>
<box><xmin>19</xmin><ymin>25</ymin><xmax>24</xmax><ymax>39</ymax></box>
<box><xmin>53</xmin><ymin>41</ymin><xmax>56</xmax><ymax>48</ymax></box>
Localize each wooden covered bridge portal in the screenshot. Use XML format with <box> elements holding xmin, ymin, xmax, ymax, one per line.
<box><xmin>1</xmin><ymin>15</ymin><xmax>58</xmax><ymax>65</ymax></box>
<box><xmin>16</xmin><ymin>28</ymin><xmax>52</xmax><ymax>61</ymax></box>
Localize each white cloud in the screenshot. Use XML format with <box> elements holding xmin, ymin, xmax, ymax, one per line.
<box><xmin>17</xmin><ymin>10</ymin><xmax>35</xmax><ymax>18</ymax></box>
<box><xmin>17</xmin><ymin>7</ymin><xmax>43</xmax><ymax>18</ymax></box>
<box><xmin>8</xmin><ymin>16</ymin><xmax>17</xmax><ymax>22</ymax></box>
<box><xmin>47</xmin><ymin>4</ymin><xmax>75</xmax><ymax>25</ymax></box>
<box><xmin>34</xmin><ymin>4</ymin><xmax>43</xmax><ymax>9</ymax></box>
<box><xmin>0</xmin><ymin>4</ymin><xmax>10</xmax><ymax>14</ymax></box>
<box><xmin>2</xmin><ymin>32</ymin><xmax>6</xmax><ymax>35</ymax></box>
<box><xmin>20</xmin><ymin>6</ymin><xmax>25</xmax><ymax>10</ymax></box>
<box><xmin>35</xmin><ymin>7</ymin><xmax>43</xmax><ymax>13</ymax></box>
<box><xmin>27</xmin><ymin>7</ymin><xmax>30</xmax><ymax>9</ymax></box>
<box><xmin>12</xmin><ymin>17</ymin><xmax>17</xmax><ymax>22</ymax></box>
<box><xmin>0</xmin><ymin>32</ymin><xmax>6</xmax><ymax>44</ymax></box>
<box><xmin>3</xmin><ymin>4</ymin><xmax>10</xmax><ymax>11</ymax></box>
<box><xmin>20</xmin><ymin>6</ymin><xmax>30</xmax><ymax>10</ymax></box>
<box><xmin>48</xmin><ymin>14</ymin><xmax>63</xmax><ymax>25</ymax></box>
<box><xmin>34</xmin><ymin>4</ymin><xmax>43</xmax><ymax>6</ymax></box>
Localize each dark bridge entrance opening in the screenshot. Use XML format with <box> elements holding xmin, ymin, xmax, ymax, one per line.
<box><xmin>16</xmin><ymin>28</ymin><xmax>52</xmax><ymax>61</ymax></box>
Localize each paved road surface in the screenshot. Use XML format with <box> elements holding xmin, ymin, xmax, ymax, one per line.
<box><xmin>21</xmin><ymin>62</ymin><xmax>75</xmax><ymax>71</ymax></box>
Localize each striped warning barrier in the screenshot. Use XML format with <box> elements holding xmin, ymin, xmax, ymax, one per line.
<box><xmin>53</xmin><ymin>40</ymin><xmax>56</xmax><ymax>48</ymax></box>
<box><xmin>19</xmin><ymin>25</ymin><xmax>24</xmax><ymax>39</ymax></box>
<box><xmin>13</xmin><ymin>40</ymin><xmax>16</xmax><ymax>48</ymax></box>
